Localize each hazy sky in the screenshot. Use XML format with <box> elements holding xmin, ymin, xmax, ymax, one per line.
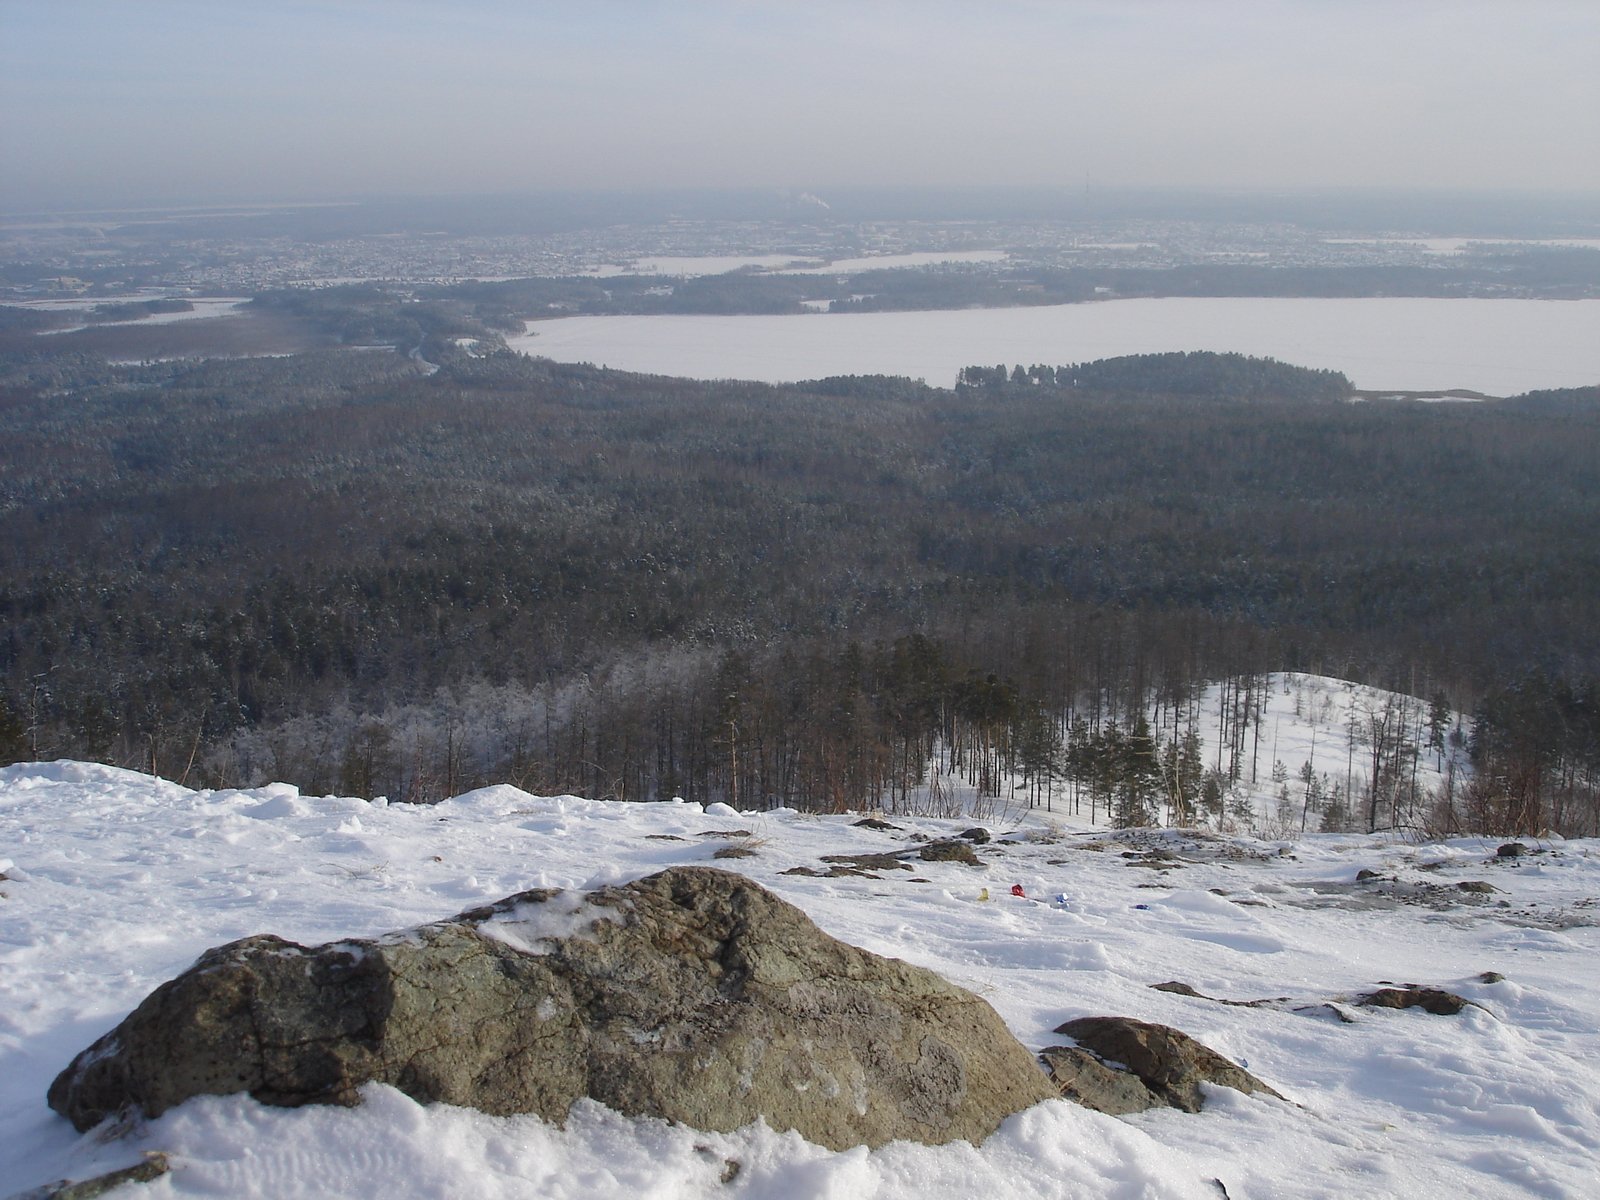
<box><xmin>3</xmin><ymin>0</ymin><xmax>1598</xmax><ymax>210</ymax></box>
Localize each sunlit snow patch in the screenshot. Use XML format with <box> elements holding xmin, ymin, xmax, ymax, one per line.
<box><xmin>473</xmin><ymin>890</ymin><xmax>629</xmax><ymax>955</ymax></box>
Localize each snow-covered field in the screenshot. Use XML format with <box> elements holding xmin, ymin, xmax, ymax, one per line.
<box><xmin>18</xmin><ymin>296</ymin><xmax>249</xmax><ymax>335</ymax></box>
<box><xmin>508</xmin><ymin>296</ymin><xmax>1600</xmax><ymax>394</ymax></box>
<box><xmin>4</xmin><ymin>726</ymin><xmax>1597</xmax><ymax>1196</ymax></box>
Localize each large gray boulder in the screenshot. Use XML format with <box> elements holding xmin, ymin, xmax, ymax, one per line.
<box><xmin>50</xmin><ymin>866</ymin><xmax>1055</xmax><ymax>1149</ymax></box>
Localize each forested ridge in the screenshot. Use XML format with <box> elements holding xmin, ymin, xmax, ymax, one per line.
<box><xmin>2</xmin><ymin>344</ymin><xmax>1597</xmax><ymax>832</ymax></box>
<box><xmin>435</xmin><ymin>248</ymin><xmax>1600</xmax><ymax>318</ymax></box>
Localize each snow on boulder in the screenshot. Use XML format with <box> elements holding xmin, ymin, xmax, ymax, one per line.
<box><xmin>48</xmin><ymin>866</ymin><xmax>1056</xmax><ymax>1150</ymax></box>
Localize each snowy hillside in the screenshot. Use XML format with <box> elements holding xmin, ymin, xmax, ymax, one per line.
<box><xmin>1179</xmin><ymin>671</ymin><xmax>1469</xmax><ymax>833</ymax></box>
<box><xmin>892</xmin><ymin>672</ymin><xmax>1469</xmax><ymax>837</ymax></box>
<box><xmin>3</xmin><ymin>759</ymin><xmax>1596</xmax><ymax>1199</ymax></box>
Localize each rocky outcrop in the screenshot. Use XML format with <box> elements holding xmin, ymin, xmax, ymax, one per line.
<box><xmin>13</xmin><ymin>1153</ymin><xmax>170</xmax><ymax>1200</ymax></box>
<box><xmin>1038</xmin><ymin>1045</ymin><xmax>1161</xmax><ymax>1115</ymax></box>
<box><xmin>49</xmin><ymin>867</ymin><xmax>1055</xmax><ymax>1149</ymax></box>
<box><xmin>1356</xmin><ymin>985</ymin><xmax>1470</xmax><ymax>1015</ymax></box>
<box><xmin>1149</xmin><ymin>980</ymin><xmax>1284</xmax><ymax>1008</ymax></box>
<box><xmin>1044</xmin><ymin>1016</ymin><xmax>1284</xmax><ymax>1113</ymax></box>
<box><xmin>1152</xmin><ymin>977</ymin><xmax>1480</xmax><ymax>1019</ymax></box>
<box><xmin>918</xmin><ymin>840</ymin><xmax>981</xmax><ymax>865</ymax></box>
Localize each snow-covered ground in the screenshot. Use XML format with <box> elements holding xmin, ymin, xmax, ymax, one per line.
<box><xmin>507</xmin><ymin>296</ymin><xmax>1600</xmax><ymax>394</ymax></box>
<box><xmin>3</xmin><ymin>742</ymin><xmax>1596</xmax><ymax>1197</ymax></box>
<box><xmin>19</xmin><ymin>296</ymin><xmax>249</xmax><ymax>335</ymax></box>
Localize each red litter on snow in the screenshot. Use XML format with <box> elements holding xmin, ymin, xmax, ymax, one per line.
<box><xmin>1010</xmin><ymin>884</ymin><xmax>1026</xmax><ymax>898</ymax></box>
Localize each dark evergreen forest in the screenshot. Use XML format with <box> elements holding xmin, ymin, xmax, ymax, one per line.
<box><xmin>2</xmin><ymin>340</ymin><xmax>1597</xmax><ymax>833</ymax></box>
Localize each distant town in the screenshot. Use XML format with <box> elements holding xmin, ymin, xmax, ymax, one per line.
<box><xmin>5</xmin><ymin>195</ymin><xmax>1598</xmax><ymax>299</ymax></box>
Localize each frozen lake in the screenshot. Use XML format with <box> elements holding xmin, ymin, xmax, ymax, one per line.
<box><xmin>509</xmin><ymin>297</ymin><xmax>1600</xmax><ymax>395</ymax></box>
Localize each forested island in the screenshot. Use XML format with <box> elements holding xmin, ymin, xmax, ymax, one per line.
<box><xmin>2</xmin><ymin>330</ymin><xmax>1597</xmax><ymax>835</ymax></box>
<box><xmin>400</xmin><ymin>247</ymin><xmax>1600</xmax><ymax>321</ymax></box>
